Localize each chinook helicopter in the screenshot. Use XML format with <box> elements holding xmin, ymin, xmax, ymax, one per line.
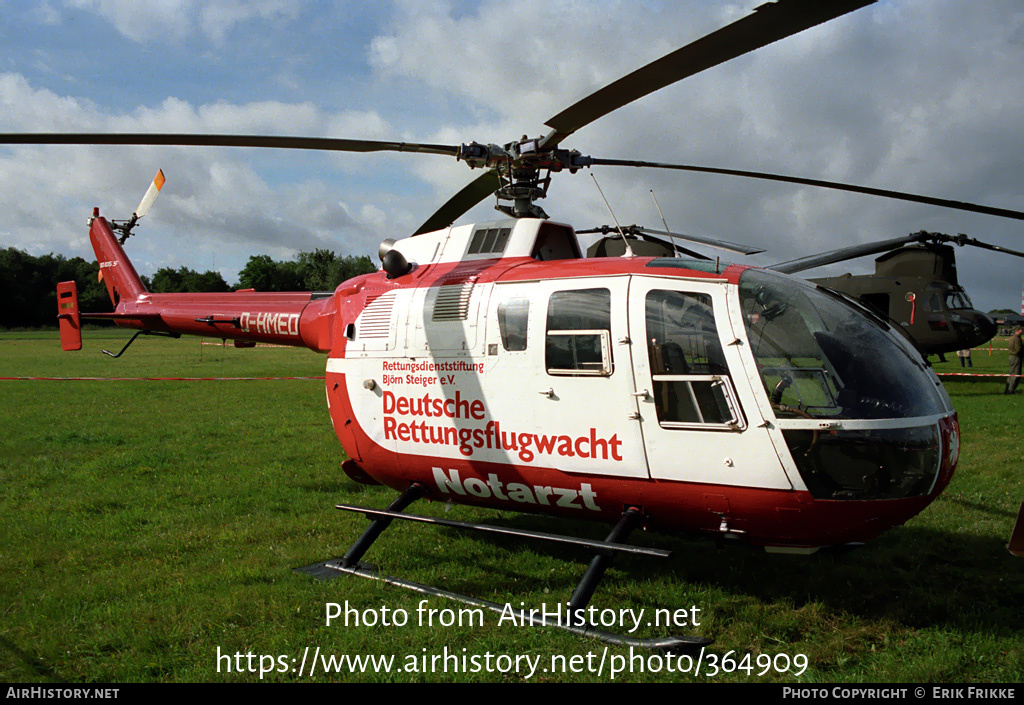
<box><xmin>8</xmin><ymin>0</ymin><xmax>1024</xmax><ymax>646</ymax></box>
<box><xmin>771</xmin><ymin>231</ymin><xmax>1024</xmax><ymax>356</ymax></box>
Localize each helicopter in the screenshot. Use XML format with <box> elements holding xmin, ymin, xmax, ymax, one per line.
<box><xmin>9</xmin><ymin>0</ymin><xmax>1024</xmax><ymax>647</ymax></box>
<box><xmin>584</xmin><ymin>227</ymin><xmax>1022</xmax><ymax>356</ymax></box>
<box><xmin>770</xmin><ymin>231</ymin><xmax>1024</xmax><ymax>356</ymax></box>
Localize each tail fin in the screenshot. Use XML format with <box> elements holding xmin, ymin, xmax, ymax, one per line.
<box><xmin>89</xmin><ymin>207</ymin><xmax>148</xmax><ymax>307</ymax></box>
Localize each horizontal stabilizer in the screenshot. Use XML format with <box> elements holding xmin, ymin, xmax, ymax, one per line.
<box><xmin>81</xmin><ymin>312</ymin><xmax>164</xmax><ymax>322</ymax></box>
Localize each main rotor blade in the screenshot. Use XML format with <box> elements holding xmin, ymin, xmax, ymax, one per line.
<box><xmin>541</xmin><ymin>0</ymin><xmax>874</xmax><ymax>149</ymax></box>
<box><xmin>0</xmin><ymin>133</ymin><xmax>461</xmax><ymax>157</ymax></box>
<box><xmin>770</xmin><ymin>234</ymin><xmax>927</xmax><ymax>274</ymax></box>
<box><xmin>591</xmin><ymin>158</ymin><xmax>1024</xmax><ymax>222</ymax></box>
<box><xmin>413</xmin><ymin>169</ymin><xmax>501</xmax><ymax>236</ymax></box>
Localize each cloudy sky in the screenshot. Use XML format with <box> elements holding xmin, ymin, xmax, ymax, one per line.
<box><xmin>1</xmin><ymin>0</ymin><xmax>1022</xmax><ymax>311</ymax></box>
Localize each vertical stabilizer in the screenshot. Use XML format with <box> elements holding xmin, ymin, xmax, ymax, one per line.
<box><xmin>89</xmin><ymin>208</ymin><xmax>148</xmax><ymax>307</ymax></box>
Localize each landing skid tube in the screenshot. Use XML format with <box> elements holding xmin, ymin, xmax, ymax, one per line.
<box><xmin>298</xmin><ymin>485</ymin><xmax>711</xmax><ymax>651</ymax></box>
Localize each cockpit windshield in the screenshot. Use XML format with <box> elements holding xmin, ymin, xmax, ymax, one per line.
<box><xmin>739</xmin><ymin>270</ymin><xmax>949</xmax><ymax>420</ymax></box>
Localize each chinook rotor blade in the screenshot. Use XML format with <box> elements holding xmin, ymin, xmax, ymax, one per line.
<box><xmin>540</xmin><ymin>0</ymin><xmax>875</xmax><ymax>149</ymax></box>
<box><xmin>413</xmin><ymin>169</ymin><xmax>501</xmax><ymax>236</ymax></box>
<box><xmin>578</xmin><ymin>226</ymin><xmax>711</xmax><ymax>260</ymax></box>
<box><xmin>590</xmin><ymin>158</ymin><xmax>1024</xmax><ymax>223</ymax></box>
<box><xmin>770</xmin><ymin>234</ymin><xmax>927</xmax><ymax>274</ymax></box>
<box><xmin>953</xmin><ymin>235</ymin><xmax>1024</xmax><ymax>259</ymax></box>
<box><xmin>772</xmin><ymin>231</ymin><xmax>1024</xmax><ymax>275</ymax></box>
<box><xmin>577</xmin><ymin>224</ymin><xmax>762</xmax><ymax>256</ymax></box>
<box><xmin>632</xmin><ymin>225</ymin><xmax>763</xmax><ymax>256</ymax></box>
<box><xmin>0</xmin><ymin>132</ymin><xmax>462</xmax><ymax>157</ymax></box>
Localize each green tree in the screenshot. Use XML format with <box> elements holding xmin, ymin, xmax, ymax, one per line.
<box><xmin>150</xmin><ymin>266</ymin><xmax>230</xmax><ymax>293</ymax></box>
<box><xmin>0</xmin><ymin>248</ymin><xmax>111</xmax><ymax>328</ymax></box>
<box><xmin>333</xmin><ymin>254</ymin><xmax>376</xmax><ymax>286</ymax></box>
<box><xmin>297</xmin><ymin>248</ymin><xmax>338</xmax><ymax>291</ymax></box>
<box><xmin>296</xmin><ymin>249</ymin><xmax>376</xmax><ymax>291</ymax></box>
<box><xmin>236</xmin><ymin>250</ymin><xmax>375</xmax><ymax>292</ymax></box>
<box><xmin>236</xmin><ymin>255</ymin><xmax>303</xmax><ymax>291</ymax></box>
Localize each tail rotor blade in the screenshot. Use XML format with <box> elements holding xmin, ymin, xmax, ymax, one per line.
<box><xmin>135</xmin><ymin>169</ymin><xmax>166</xmax><ymax>219</ymax></box>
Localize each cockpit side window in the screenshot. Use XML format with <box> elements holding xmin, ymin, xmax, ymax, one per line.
<box><xmin>645</xmin><ymin>290</ymin><xmax>742</xmax><ymax>428</ymax></box>
<box><xmin>546</xmin><ymin>288</ymin><xmax>612</xmax><ymax>376</ymax></box>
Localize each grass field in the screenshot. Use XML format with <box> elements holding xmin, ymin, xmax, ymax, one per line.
<box><xmin>1</xmin><ymin>330</ymin><xmax>1021</xmax><ymax>683</ymax></box>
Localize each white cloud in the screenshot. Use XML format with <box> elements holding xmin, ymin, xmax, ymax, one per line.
<box><xmin>198</xmin><ymin>0</ymin><xmax>299</xmax><ymax>43</ymax></box>
<box><xmin>64</xmin><ymin>0</ymin><xmax>195</xmax><ymax>42</ymax></box>
<box><xmin>31</xmin><ymin>2</ymin><xmax>61</xmax><ymax>25</ymax></box>
<box><xmin>0</xmin><ymin>72</ymin><xmax>407</xmax><ymax>281</ymax></box>
<box><xmin>62</xmin><ymin>0</ymin><xmax>300</xmax><ymax>44</ymax></box>
<box><xmin>3</xmin><ymin>1</ymin><xmax>1024</xmax><ymax>310</ymax></box>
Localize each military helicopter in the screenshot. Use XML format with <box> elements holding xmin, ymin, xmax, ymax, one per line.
<box><xmin>771</xmin><ymin>231</ymin><xmax>1024</xmax><ymax>356</ymax></box>
<box><xmin>9</xmin><ymin>0</ymin><xmax>1024</xmax><ymax>647</ymax></box>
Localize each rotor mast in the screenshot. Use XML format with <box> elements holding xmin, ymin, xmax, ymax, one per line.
<box><xmin>456</xmin><ymin>138</ymin><xmax>590</xmax><ymax>219</ymax></box>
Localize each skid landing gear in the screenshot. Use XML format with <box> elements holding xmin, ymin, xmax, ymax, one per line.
<box><xmin>297</xmin><ymin>484</ymin><xmax>711</xmax><ymax>651</ymax></box>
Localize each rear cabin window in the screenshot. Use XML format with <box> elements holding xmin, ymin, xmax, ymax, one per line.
<box><xmin>497</xmin><ymin>297</ymin><xmax>529</xmax><ymax>351</ymax></box>
<box><xmin>546</xmin><ymin>288</ymin><xmax>612</xmax><ymax>376</ymax></box>
<box><xmin>645</xmin><ymin>290</ymin><xmax>742</xmax><ymax>428</ymax></box>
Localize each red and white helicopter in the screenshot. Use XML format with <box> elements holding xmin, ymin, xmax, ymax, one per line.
<box><xmin>10</xmin><ymin>0</ymin><xmax>1024</xmax><ymax>647</ymax></box>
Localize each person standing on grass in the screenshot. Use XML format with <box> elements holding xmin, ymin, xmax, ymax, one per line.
<box><xmin>957</xmin><ymin>348</ymin><xmax>973</xmax><ymax>368</ymax></box>
<box><xmin>1006</xmin><ymin>328</ymin><xmax>1023</xmax><ymax>394</ymax></box>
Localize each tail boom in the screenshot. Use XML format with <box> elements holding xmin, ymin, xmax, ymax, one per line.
<box><xmin>109</xmin><ymin>290</ymin><xmax>335</xmax><ymax>351</ymax></box>
<box><xmin>87</xmin><ymin>210</ymin><xmax>336</xmax><ymax>352</ymax></box>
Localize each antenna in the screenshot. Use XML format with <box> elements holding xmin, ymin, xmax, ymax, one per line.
<box><xmin>649</xmin><ymin>189</ymin><xmax>680</xmax><ymax>258</ymax></box>
<box><xmin>590</xmin><ymin>173</ymin><xmax>633</xmax><ymax>257</ymax></box>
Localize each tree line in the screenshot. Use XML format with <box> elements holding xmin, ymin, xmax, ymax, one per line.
<box><xmin>0</xmin><ymin>247</ymin><xmax>376</xmax><ymax>329</ymax></box>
